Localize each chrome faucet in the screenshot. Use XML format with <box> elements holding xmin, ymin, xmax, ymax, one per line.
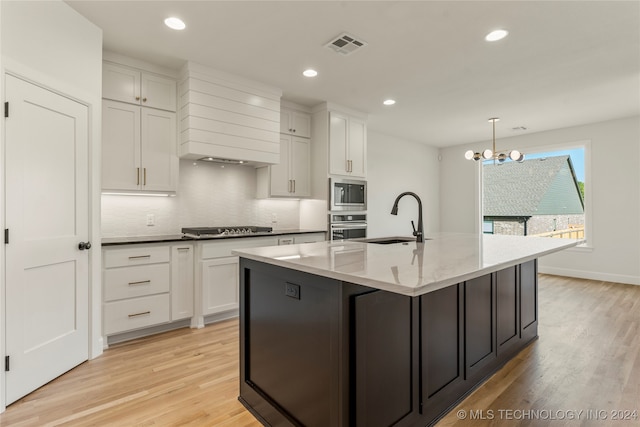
<box><xmin>390</xmin><ymin>192</ymin><xmax>424</xmax><ymax>242</ymax></box>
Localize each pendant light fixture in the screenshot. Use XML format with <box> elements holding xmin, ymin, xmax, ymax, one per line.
<box><xmin>465</xmin><ymin>118</ymin><xmax>525</xmax><ymax>163</ymax></box>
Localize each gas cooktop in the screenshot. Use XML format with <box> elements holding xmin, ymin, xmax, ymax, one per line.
<box><xmin>181</xmin><ymin>226</ymin><xmax>273</xmax><ymax>238</ymax></box>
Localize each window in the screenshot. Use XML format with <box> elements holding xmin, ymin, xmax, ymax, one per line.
<box><xmin>482</xmin><ymin>144</ymin><xmax>588</xmax><ymax>242</ymax></box>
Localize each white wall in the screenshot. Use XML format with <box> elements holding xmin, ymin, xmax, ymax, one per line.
<box><xmin>102</xmin><ymin>160</ymin><xmax>301</xmax><ymax>236</ymax></box>
<box><xmin>440</xmin><ymin>116</ymin><xmax>640</xmax><ymax>285</ymax></box>
<box><xmin>366</xmin><ymin>131</ymin><xmax>440</xmax><ymax>238</ymax></box>
<box><xmin>0</xmin><ymin>0</ymin><xmax>103</xmax><ymax>410</ymax></box>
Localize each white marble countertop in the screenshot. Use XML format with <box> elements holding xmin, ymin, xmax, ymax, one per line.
<box><xmin>233</xmin><ymin>232</ymin><xmax>581</xmax><ymax>296</ymax></box>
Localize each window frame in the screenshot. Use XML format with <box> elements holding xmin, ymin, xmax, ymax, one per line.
<box><xmin>479</xmin><ymin>139</ymin><xmax>592</xmax><ymax>249</ymax></box>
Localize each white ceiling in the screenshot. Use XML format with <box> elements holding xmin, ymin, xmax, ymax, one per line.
<box><xmin>66</xmin><ymin>0</ymin><xmax>640</xmax><ymax>148</ymax></box>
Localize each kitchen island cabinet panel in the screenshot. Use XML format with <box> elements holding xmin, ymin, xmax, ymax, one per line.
<box><xmin>422</xmin><ymin>284</ymin><xmax>463</xmax><ymax>399</ymax></box>
<box><xmin>238</xmin><ymin>253</ymin><xmax>543</xmax><ymax>426</ymax></box>
<box><xmin>354</xmin><ymin>291</ymin><xmax>414</xmax><ymax>427</ymax></box>
<box><xmin>520</xmin><ymin>260</ymin><xmax>538</xmax><ymax>342</ymax></box>
<box><xmin>464</xmin><ymin>274</ymin><xmax>496</xmax><ymax>377</ymax></box>
<box><xmin>247</xmin><ymin>267</ymin><xmax>340</xmax><ymax>427</ymax></box>
<box><xmin>497</xmin><ymin>266</ymin><xmax>520</xmax><ymax>354</ymax></box>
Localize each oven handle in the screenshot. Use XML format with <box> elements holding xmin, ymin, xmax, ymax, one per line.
<box><xmin>330</xmin><ymin>223</ymin><xmax>367</xmax><ymax>229</ymax></box>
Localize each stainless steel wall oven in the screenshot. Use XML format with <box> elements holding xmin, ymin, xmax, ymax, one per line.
<box><xmin>329</xmin><ymin>213</ymin><xmax>367</xmax><ymax>241</ymax></box>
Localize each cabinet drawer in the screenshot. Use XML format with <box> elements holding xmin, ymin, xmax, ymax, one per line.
<box><xmin>104</xmin><ymin>294</ymin><xmax>170</xmax><ymax>335</ymax></box>
<box><xmin>104</xmin><ymin>264</ymin><xmax>170</xmax><ymax>301</ymax></box>
<box><xmin>104</xmin><ymin>245</ymin><xmax>170</xmax><ymax>268</ymax></box>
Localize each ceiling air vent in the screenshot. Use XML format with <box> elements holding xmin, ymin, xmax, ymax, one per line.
<box><xmin>325</xmin><ymin>33</ymin><xmax>368</xmax><ymax>56</ymax></box>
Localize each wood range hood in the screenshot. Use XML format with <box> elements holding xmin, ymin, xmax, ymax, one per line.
<box><xmin>178</xmin><ymin>61</ymin><xmax>283</xmax><ymax>166</ymax></box>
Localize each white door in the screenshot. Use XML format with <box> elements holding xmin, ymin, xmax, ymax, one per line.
<box><xmin>5</xmin><ymin>74</ymin><xmax>90</xmax><ymax>404</ymax></box>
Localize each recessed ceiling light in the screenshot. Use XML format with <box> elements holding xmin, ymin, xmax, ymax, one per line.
<box><xmin>485</xmin><ymin>29</ymin><xmax>508</xmax><ymax>42</ymax></box>
<box><xmin>303</xmin><ymin>69</ymin><xmax>318</xmax><ymax>77</ymax></box>
<box><xmin>164</xmin><ymin>17</ymin><xmax>186</xmax><ymax>30</ymax></box>
<box><xmin>383</xmin><ymin>99</ymin><xmax>396</xmax><ymax>106</ymax></box>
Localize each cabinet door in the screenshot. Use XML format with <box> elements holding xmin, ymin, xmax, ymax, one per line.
<box><xmin>103</xmin><ymin>63</ymin><xmax>141</xmax><ymax>105</ymax></box>
<box><xmin>141</xmin><ymin>73</ymin><xmax>177</xmax><ymax>111</ymax></box>
<box><xmin>269</xmin><ymin>135</ymin><xmax>292</xmax><ymax>196</ymax></box>
<box><xmin>348</xmin><ymin>118</ymin><xmax>366</xmax><ymax>178</ymax></box>
<box><xmin>291</xmin><ymin>136</ymin><xmax>310</xmax><ymax>196</ymax></box>
<box><xmin>102</xmin><ymin>100</ymin><xmax>141</xmax><ymax>191</ymax></box>
<box><xmin>464</xmin><ymin>274</ymin><xmax>496</xmax><ymax>377</ymax></box>
<box><xmin>520</xmin><ymin>260</ymin><xmax>538</xmax><ymax>341</ymax></box>
<box><xmin>201</xmin><ymin>257</ymin><xmax>239</xmax><ymax>316</ymax></box>
<box><xmin>290</xmin><ymin>111</ymin><xmax>311</xmax><ymax>138</ymax></box>
<box><xmin>141</xmin><ymin>108</ymin><xmax>178</xmax><ymax>192</ymax></box>
<box><xmin>280</xmin><ymin>108</ymin><xmax>293</xmax><ymax>134</ymax></box>
<box><xmin>496</xmin><ymin>266</ymin><xmax>520</xmax><ymax>354</ymax></box>
<box><xmin>329</xmin><ymin>112</ymin><xmax>349</xmax><ymax>175</ymax></box>
<box><xmin>171</xmin><ymin>245</ymin><xmax>194</xmax><ymax>321</ymax></box>
<box><xmin>354</xmin><ymin>291</ymin><xmax>414</xmax><ymax>427</ymax></box>
<box><xmin>280</xmin><ymin>109</ymin><xmax>311</xmax><ymax>138</ymax></box>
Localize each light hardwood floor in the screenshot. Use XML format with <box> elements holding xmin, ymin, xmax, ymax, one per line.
<box><xmin>1</xmin><ymin>275</ymin><xmax>638</xmax><ymax>426</ymax></box>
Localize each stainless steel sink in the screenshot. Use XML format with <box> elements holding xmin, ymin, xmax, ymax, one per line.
<box><xmin>362</xmin><ymin>237</ymin><xmax>420</xmax><ymax>245</ymax></box>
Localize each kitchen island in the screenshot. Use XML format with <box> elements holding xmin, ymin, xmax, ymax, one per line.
<box><xmin>234</xmin><ymin>233</ymin><xmax>580</xmax><ymax>426</ymax></box>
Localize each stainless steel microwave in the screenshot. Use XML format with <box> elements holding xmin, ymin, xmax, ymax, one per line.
<box><xmin>329</xmin><ymin>178</ymin><xmax>367</xmax><ymax>211</ymax></box>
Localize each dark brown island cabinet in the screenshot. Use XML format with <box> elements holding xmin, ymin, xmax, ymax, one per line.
<box><xmin>238</xmin><ymin>258</ymin><xmax>538</xmax><ymax>426</ymax></box>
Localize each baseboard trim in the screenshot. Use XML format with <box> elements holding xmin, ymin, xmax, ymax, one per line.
<box><xmin>539</xmin><ymin>266</ymin><xmax>640</xmax><ymax>286</ymax></box>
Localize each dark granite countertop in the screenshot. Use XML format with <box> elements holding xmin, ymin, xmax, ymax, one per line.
<box><xmin>101</xmin><ymin>229</ymin><xmax>326</xmax><ymax>246</ymax></box>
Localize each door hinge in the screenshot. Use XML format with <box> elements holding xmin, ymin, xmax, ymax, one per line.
<box><xmin>4</xmin><ymin>229</ymin><xmax>8</xmax><ymax>244</ymax></box>
<box><xmin>5</xmin><ymin>356</ymin><xmax>9</xmax><ymax>372</ymax></box>
<box><xmin>4</xmin><ymin>102</ymin><xmax>8</xmax><ymax>118</ymax></box>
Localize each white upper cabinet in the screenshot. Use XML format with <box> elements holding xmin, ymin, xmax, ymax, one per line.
<box><xmin>280</xmin><ymin>108</ymin><xmax>311</xmax><ymax>138</ymax></box>
<box><xmin>257</xmin><ymin>104</ymin><xmax>312</xmax><ymax>198</ymax></box>
<box><xmin>103</xmin><ymin>62</ymin><xmax>176</xmax><ymax>112</ymax></box>
<box><xmin>257</xmin><ymin>135</ymin><xmax>310</xmax><ymax>198</ymax></box>
<box><xmin>102</xmin><ymin>100</ymin><xmax>178</xmax><ymax>193</ymax></box>
<box><xmin>102</xmin><ymin>60</ymin><xmax>178</xmax><ymax>193</ymax></box>
<box><xmin>329</xmin><ymin>111</ymin><xmax>367</xmax><ymax>178</ymax></box>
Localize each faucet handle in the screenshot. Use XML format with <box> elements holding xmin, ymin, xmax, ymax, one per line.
<box><xmin>411</xmin><ymin>220</ymin><xmax>417</xmax><ymax>236</ymax></box>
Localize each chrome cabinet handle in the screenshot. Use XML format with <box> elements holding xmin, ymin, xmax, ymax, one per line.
<box><xmin>176</xmin><ymin>247</ymin><xmax>190</xmax><ymax>251</ymax></box>
<box><xmin>128</xmin><ymin>311</ymin><xmax>151</xmax><ymax>318</ymax></box>
<box><xmin>293</xmin><ymin>180</ymin><xmax>296</xmax><ymax>193</ymax></box>
<box><xmin>143</xmin><ymin>168</ymin><xmax>147</xmax><ymax>186</ymax></box>
<box><xmin>137</xmin><ymin>167</ymin><xmax>140</xmax><ymax>185</ymax></box>
<box><xmin>128</xmin><ymin>280</ymin><xmax>151</xmax><ymax>286</ymax></box>
<box><xmin>128</xmin><ymin>255</ymin><xmax>151</xmax><ymax>260</ymax></box>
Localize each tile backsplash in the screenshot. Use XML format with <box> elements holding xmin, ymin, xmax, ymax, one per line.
<box><xmin>101</xmin><ymin>159</ymin><xmax>301</xmax><ymax>237</ymax></box>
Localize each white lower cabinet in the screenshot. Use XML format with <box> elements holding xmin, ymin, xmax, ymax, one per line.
<box><xmin>103</xmin><ymin>243</ymin><xmax>194</xmax><ymax>338</ymax></box>
<box><xmin>171</xmin><ymin>244</ymin><xmax>194</xmax><ymax>321</ymax></box>
<box><xmin>102</xmin><ymin>234</ymin><xmax>326</xmax><ymax>337</ymax></box>
<box><xmin>201</xmin><ymin>257</ymin><xmax>239</xmax><ymax>316</ymax></box>
<box><xmin>104</xmin><ymin>294</ymin><xmax>170</xmax><ymax>335</ymax></box>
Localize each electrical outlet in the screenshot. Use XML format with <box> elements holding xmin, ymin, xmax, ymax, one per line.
<box><xmin>285</xmin><ymin>283</ymin><xmax>300</xmax><ymax>300</ymax></box>
<box><xmin>146</xmin><ymin>214</ymin><xmax>155</xmax><ymax>226</ymax></box>
<box><xmin>271</xmin><ymin>213</ymin><xmax>278</xmax><ymax>223</ymax></box>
